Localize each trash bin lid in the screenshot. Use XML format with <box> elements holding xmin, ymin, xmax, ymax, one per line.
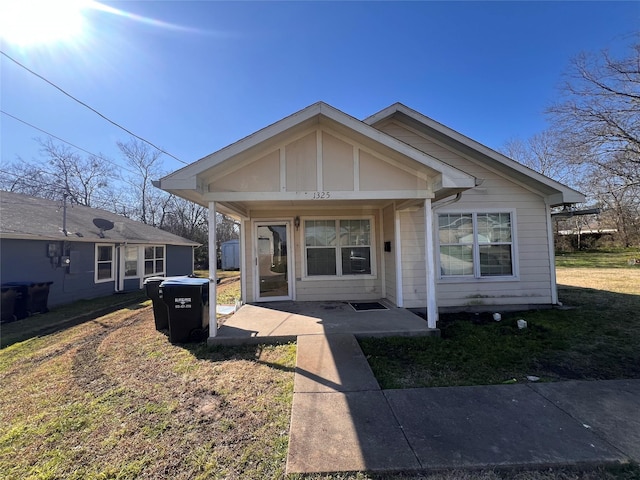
<box><xmin>2</xmin><ymin>281</ymin><xmax>36</xmax><ymax>287</ymax></box>
<box><xmin>160</xmin><ymin>278</ymin><xmax>210</xmax><ymax>287</ymax></box>
<box><xmin>144</xmin><ymin>275</ymin><xmax>190</xmax><ymax>285</ymax></box>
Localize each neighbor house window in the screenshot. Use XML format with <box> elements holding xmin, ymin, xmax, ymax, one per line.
<box><xmin>438</xmin><ymin>212</ymin><xmax>514</xmax><ymax>278</ymax></box>
<box><xmin>95</xmin><ymin>244</ymin><xmax>115</xmax><ymax>283</ymax></box>
<box><xmin>144</xmin><ymin>245</ymin><xmax>165</xmax><ymax>276</ymax></box>
<box><xmin>124</xmin><ymin>245</ymin><xmax>139</xmax><ymax>277</ymax></box>
<box><xmin>304</xmin><ymin>218</ymin><xmax>373</xmax><ymax>277</ymax></box>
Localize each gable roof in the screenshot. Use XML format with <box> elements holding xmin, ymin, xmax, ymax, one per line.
<box><xmin>0</xmin><ymin>191</ymin><xmax>199</xmax><ymax>246</ymax></box>
<box><xmin>364</xmin><ymin>103</ymin><xmax>585</xmax><ymax>206</ymax></box>
<box><xmin>157</xmin><ymin>102</ymin><xmax>478</xmax><ymax>210</ymax></box>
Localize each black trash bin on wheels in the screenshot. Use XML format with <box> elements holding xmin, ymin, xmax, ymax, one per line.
<box><xmin>160</xmin><ymin>277</ymin><xmax>210</xmax><ymax>343</ymax></box>
<box><xmin>143</xmin><ymin>276</ymin><xmax>189</xmax><ymax>331</ymax></box>
<box><xmin>28</xmin><ymin>282</ymin><xmax>54</xmax><ymax>314</ymax></box>
<box><xmin>1</xmin><ymin>286</ymin><xmax>18</xmax><ymax>323</ymax></box>
<box><xmin>1</xmin><ymin>281</ymin><xmax>53</xmax><ymax>319</ymax></box>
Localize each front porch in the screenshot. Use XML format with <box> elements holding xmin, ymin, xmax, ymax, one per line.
<box><xmin>208</xmin><ymin>300</ymin><xmax>438</xmax><ymax>345</ymax></box>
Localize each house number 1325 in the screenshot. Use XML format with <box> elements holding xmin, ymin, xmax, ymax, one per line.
<box><xmin>312</xmin><ymin>191</ymin><xmax>331</xmax><ymax>199</ymax></box>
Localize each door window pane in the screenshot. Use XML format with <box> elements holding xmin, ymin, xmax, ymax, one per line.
<box><xmin>124</xmin><ymin>246</ymin><xmax>138</xmax><ymax>277</ymax></box>
<box><xmin>257</xmin><ymin>224</ymin><xmax>289</xmax><ymax>297</ymax></box>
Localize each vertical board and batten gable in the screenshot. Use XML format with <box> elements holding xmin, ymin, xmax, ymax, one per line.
<box><xmin>378</xmin><ymin>119</ymin><xmax>554</xmax><ymax>308</ymax></box>
<box><xmin>206</xmin><ymin>126</ymin><xmax>432</xmax><ymax>196</ymax></box>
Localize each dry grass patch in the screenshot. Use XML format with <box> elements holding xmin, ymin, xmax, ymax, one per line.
<box><xmin>0</xmin><ymin>305</ymin><xmax>295</xmax><ymax>479</ymax></box>
<box><xmin>557</xmin><ymin>268</ymin><xmax>640</xmax><ymax>295</ymax></box>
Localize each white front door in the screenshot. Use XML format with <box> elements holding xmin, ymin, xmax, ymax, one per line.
<box><xmin>255</xmin><ymin>221</ymin><xmax>293</xmax><ymax>301</ymax></box>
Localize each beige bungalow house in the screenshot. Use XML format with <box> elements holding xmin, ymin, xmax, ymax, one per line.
<box><xmin>156</xmin><ymin>102</ymin><xmax>584</xmax><ymax>339</ymax></box>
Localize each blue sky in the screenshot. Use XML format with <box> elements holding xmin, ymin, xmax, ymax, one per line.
<box><xmin>1</xmin><ymin>1</ymin><xmax>638</xmax><ymax>177</ymax></box>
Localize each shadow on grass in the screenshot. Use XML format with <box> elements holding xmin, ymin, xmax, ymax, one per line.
<box><xmin>0</xmin><ymin>292</ymin><xmax>148</xmax><ymax>348</ymax></box>
<box><xmin>183</xmin><ymin>341</ymin><xmax>297</xmax><ymax>374</ymax></box>
<box><xmin>360</xmin><ymin>285</ymin><xmax>640</xmax><ymax>389</ymax></box>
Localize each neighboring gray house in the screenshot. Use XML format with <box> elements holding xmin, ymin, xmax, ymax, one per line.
<box><xmin>0</xmin><ymin>191</ymin><xmax>199</xmax><ymax>308</ymax></box>
<box><xmin>156</xmin><ymin>102</ymin><xmax>585</xmax><ymax>339</ymax></box>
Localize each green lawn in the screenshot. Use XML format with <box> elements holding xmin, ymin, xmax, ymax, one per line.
<box><xmin>555</xmin><ymin>248</ymin><xmax>640</xmax><ymax>268</ymax></box>
<box><xmin>360</xmin><ymin>250</ymin><xmax>640</xmax><ymax>389</ymax></box>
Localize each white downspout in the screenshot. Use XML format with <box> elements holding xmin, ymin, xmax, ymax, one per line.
<box><xmin>208</xmin><ymin>202</ymin><xmax>218</xmax><ymax>338</ymax></box>
<box><xmin>545</xmin><ymin>200</ymin><xmax>559</xmax><ymax>305</ymax></box>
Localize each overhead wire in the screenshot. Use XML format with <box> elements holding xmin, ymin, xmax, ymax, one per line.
<box><xmin>1</xmin><ymin>50</ymin><xmax>188</xmax><ymax>165</ymax></box>
<box><xmin>1</xmin><ymin>109</ymin><xmax>142</xmax><ymax>178</ymax></box>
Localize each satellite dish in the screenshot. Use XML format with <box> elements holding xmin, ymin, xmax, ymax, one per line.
<box><xmin>93</xmin><ymin>218</ymin><xmax>114</xmax><ymax>238</ymax></box>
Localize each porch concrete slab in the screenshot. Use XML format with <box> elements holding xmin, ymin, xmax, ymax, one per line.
<box><xmin>286</xmin><ymin>390</ymin><xmax>421</xmax><ymax>474</ymax></box>
<box><xmin>209</xmin><ymin>301</ymin><xmax>437</xmax><ymax>345</ymax></box>
<box><xmin>530</xmin><ymin>379</ymin><xmax>640</xmax><ymax>462</ymax></box>
<box><xmin>384</xmin><ymin>384</ymin><xmax>628</xmax><ymax>470</ymax></box>
<box><xmin>294</xmin><ymin>334</ymin><xmax>380</xmax><ymax>393</ymax></box>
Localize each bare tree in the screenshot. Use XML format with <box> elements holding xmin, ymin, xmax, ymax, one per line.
<box><xmin>547</xmin><ymin>41</ymin><xmax>640</xmax><ymax>189</ymax></box>
<box><xmin>117</xmin><ymin>138</ymin><xmax>172</xmax><ymax>226</ymax></box>
<box><xmin>0</xmin><ymin>138</ymin><xmax>111</xmax><ymax>207</ymax></box>
<box><xmin>500</xmin><ymin>129</ymin><xmax>583</xmax><ymax>187</ymax></box>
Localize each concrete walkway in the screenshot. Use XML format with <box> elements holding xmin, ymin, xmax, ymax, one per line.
<box><xmin>286</xmin><ymin>333</ymin><xmax>640</xmax><ymax>474</ymax></box>
<box><xmin>209</xmin><ymin>301</ymin><xmax>437</xmax><ymax>345</ymax></box>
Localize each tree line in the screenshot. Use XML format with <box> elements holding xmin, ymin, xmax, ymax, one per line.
<box><xmin>501</xmin><ymin>39</ymin><xmax>639</xmax><ymax>249</ymax></box>
<box><xmin>0</xmin><ymin>137</ymin><xmax>239</xmax><ymax>268</ymax></box>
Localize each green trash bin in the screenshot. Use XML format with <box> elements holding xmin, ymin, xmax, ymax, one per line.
<box><xmin>160</xmin><ymin>278</ymin><xmax>210</xmax><ymax>343</ymax></box>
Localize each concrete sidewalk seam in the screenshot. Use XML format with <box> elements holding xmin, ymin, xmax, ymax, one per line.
<box><xmin>524</xmin><ymin>382</ymin><xmax>632</xmax><ymax>463</ymax></box>
<box><xmin>382</xmin><ymin>390</ymin><xmax>423</xmax><ymax>469</ymax></box>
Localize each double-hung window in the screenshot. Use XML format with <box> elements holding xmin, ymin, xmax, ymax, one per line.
<box><xmin>304</xmin><ymin>218</ymin><xmax>373</xmax><ymax>277</ymax></box>
<box><xmin>438</xmin><ymin>212</ymin><xmax>515</xmax><ymax>279</ymax></box>
<box><xmin>95</xmin><ymin>244</ymin><xmax>115</xmax><ymax>283</ymax></box>
<box><xmin>144</xmin><ymin>246</ymin><xmax>165</xmax><ymax>277</ymax></box>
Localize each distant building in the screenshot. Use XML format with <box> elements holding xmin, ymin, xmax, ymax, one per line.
<box><xmin>0</xmin><ymin>191</ymin><xmax>199</xmax><ymax>309</ymax></box>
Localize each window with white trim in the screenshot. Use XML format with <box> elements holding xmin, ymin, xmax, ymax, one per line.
<box><xmin>304</xmin><ymin>218</ymin><xmax>373</xmax><ymax>277</ymax></box>
<box><xmin>95</xmin><ymin>244</ymin><xmax>115</xmax><ymax>283</ymax></box>
<box><xmin>438</xmin><ymin>212</ymin><xmax>514</xmax><ymax>278</ymax></box>
<box><xmin>144</xmin><ymin>245</ymin><xmax>165</xmax><ymax>277</ymax></box>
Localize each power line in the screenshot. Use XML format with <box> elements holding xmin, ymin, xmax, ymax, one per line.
<box><xmin>1</xmin><ymin>50</ymin><xmax>188</xmax><ymax>165</ymax></box>
<box><xmin>1</xmin><ymin>109</ymin><xmax>145</xmax><ymax>178</ymax></box>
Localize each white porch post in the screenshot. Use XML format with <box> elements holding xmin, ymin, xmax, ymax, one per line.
<box><xmin>208</xmin><ymin>201</ymin><xmax>218</xmax><ymax>338</ymax></box>
<box><xmin>424</xmin><ymin>199</ymin><xmax>438</xmax><ymax>328</ymax></box>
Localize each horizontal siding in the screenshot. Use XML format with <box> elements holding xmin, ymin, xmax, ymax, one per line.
<box><xmin>400</xmin><ymin>209</ymin><xmax>427</xmax><ymax>308</ymax></box>
<box><xmin>382</xmin><ymin>121</ymin><xmax>555</xmax><ymax>310</ymax></box>
<box><xmin>383</xmin><ymin>204</ymin><xmax>397</xmax><ymax>305</ymax></box>
<box><xmin>1</xmin><ymin>239</ymin><xmax>114</xmax><ymax>308</ymax></box>
<box><xmin>296</xmin><ymin>279</ymin><xmax>381</xmax><ymax>302</ymax></box>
